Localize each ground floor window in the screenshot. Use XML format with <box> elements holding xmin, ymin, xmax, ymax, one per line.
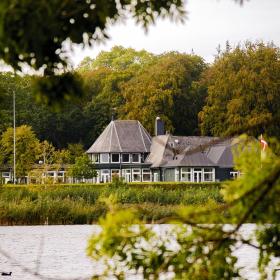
<box><xmin>101</xmin><ymin>169</ymin><xmax>110</xmax><ymax>183</ymax></box>
<box><xmin>203</xmin><ymin>168</ymin><xmax>215</xmax><ymax>182</ymax></box>
<box><xmin>122</xmin><ymin>169</ymin><xmax>131</xmax><ymax>182</ymax></box>
<box><xmin>111</xmin><ymin>169</ymin><xmax>120</xmax><ymax>180</ymax></box>
<box><xmin>142</xmin><ymin>169</ymin><xmax>151</xmax><ymax>182</ymax></box>
<box><xmin>230</xmin><ymin>171</ymin><xmax>241</xmax><ymax>179</ymax></box>
<box><xmin>180</xmin><ymin>167</ymin><xmax>215</xmax><ymax>182</ymax></box>
<box><xmin>181</xmin><ymin>167</ymin><xmax>191</xmax><ymax>182</ymax></box>
<box><xmin>132</xmin><ymin>168</ymin><xmax>141</xmax><ymax>182</ymax></box>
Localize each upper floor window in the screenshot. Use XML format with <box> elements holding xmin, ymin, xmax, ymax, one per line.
<box><xmin>111</xmin><ymin>153</ymin><xmax>120</xmax><ymax>163</ymax></box>
<box><xmin>92</xmin><ymin>154</ymin><xmax>99</xmax><ymax>163</ymax></box>
<box><xmin>132</xmin><ymin>153</ymin><xmax>140</xmax><ymax>163</ymax></box>
<box><xmin>122</xmin><ymin>153</ymin><xmax>130</xmax><ymax>163</ymax></box>
<box><xmin>100</xmin><ymin>153</ymin><xmax>109</xmax><ymax>163</ymax></box>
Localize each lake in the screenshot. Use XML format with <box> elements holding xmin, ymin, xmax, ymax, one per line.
<box><xmin>0</xmin><ymin>225</ymin><xmax>279</xmax><ymax>280</ymax></box>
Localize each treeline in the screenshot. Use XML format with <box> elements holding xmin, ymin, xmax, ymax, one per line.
<box><xmin>0</xmin><ymin>42</ymin><xmax>279</xmax><ymax>151</ymax></box>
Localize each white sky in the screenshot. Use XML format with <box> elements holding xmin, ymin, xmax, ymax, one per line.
<box><xmin>70</xmin><ymin>0</ymin><xmax>280</xmax><ymax>67</ymax></box>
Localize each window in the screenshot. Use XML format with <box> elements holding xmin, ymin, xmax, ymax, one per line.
<box><xmin>92</xmin><ymin>154</ymin><xmax>99</xmax><ymax>163</ymax></box>
<box><xmin>100</xmin><ymin>153</ymin><xmax>109</xmax><ymax>163</ymax></box>
<box><xmin>111</xmin><ymin>153</ymin><xmax>120</xmax><ymax>163</ymax></box>
<box><xmin>57</xmin><ymin>172</ymin><xmax>65</xmax><ymax>177</ymax></box>
<box><xmin>101</xmin><ymin>169</ymin><xmax>110</xmax><ymax>183</ymax></box>
<box><xmin>203</xmin><ymin>168</ymin><xmax>214</xmax><ymax>182</ymax></box>
<box><xmin>2</xmin><ymin>172</ymin><xmax>10</xmax><ymax>178</ymax></box>
<box><xmin>153</xmin><ymin>172</ymin><xmax>159</xmax><ymax>182</ymax></box>
<box><xmin>132</xmin><ymin>153</ymin><xmax>140</xmax><ymax>163</ymax></box>
<box><xmin>47</xmin><ymin>171</ymin><xmax>55</xmax><ymax>177</ymax></box>
<box><xmin>122</xmin><ymin>153</ymin><xmax>130</xmax><ymax>163</ymax></box>
<box><xmin>230</xmin><ymin>171</ymin><xmax>240</xmax><ymax>179</ymax></box>
<box><xmin>111</xmin><ymin>169</ymin><xmax>120</xmax><ymax>179</ymax></box>
<box><xmin>181</xmin><ymin>167</ymin><xmax>191</xmax><ymax>182</ymax></box>
<box><xmin>132</xmin><ymin>168</ymin><xmax>141</xmax><ymax>182</ymax></box>
<box><xmin>122</xmin><ymin>169</ymin><xmax>131</xmax><ymax>182</ymax></box>
<box><xmin>142</xmin><ymin>169</ymin><xmax>151</xmax><ymax>182</ymax></box>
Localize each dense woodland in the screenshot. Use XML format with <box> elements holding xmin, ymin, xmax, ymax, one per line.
<box><xmin>0</xmin><ymin>42</ymin><xmax>280</xmax><ymax>175</ymax></box>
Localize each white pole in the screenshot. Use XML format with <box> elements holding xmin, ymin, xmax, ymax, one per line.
<box><xmin>13</xmin><ymin>90</ymin><xmax>16</xmax><ymax>184</ymax></box>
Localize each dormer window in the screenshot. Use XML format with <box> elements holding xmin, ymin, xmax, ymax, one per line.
<box><xmin>111</xmin><ymin>153</ymin><xmax>120</xmax><ymax>163</ymax></box>
<box><xmin>132</xmin><ymin>153</ymin><xmax>140</xmax><ymax>163</ymax></box>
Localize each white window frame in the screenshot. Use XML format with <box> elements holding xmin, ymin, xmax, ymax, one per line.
<box><xmin>181</xmin><ymin>167</ymin><xmax>192</xmax><ymax>182</ymax></box>
<box><xmin>132</xmin><ymin>153</ymin><xmax>141</xmax><ymax>163</ymax></box>
<box><xmin>122</xmin><ymin>169</ymin><xmax>131</xmax><ymax>182</ymax></box>
<box><xmin>203</xmin><ymin>168</ymin><xmax>215</xmax><ymax>182</ymax></box>
<box><xmin>91</xmin><ymin>154</ymin><xmax>99</xmax><ymax>163</ymax></box>
<box><xmin>153</xmin><ymin>172</ymin><xmax>159</xmax><ymax>182</ymax></box>
<box><xmin>121</xmin><ymin>153</ymin><xmax>130</xmax><ymax>163</ymax></box>
<box><xmin>111</xmin><ymin>153</ymin><xmax>120</xmax><ymax>163</ymax></box>
<box><xmin>142</xmin><ymin>169</ymin><xmax>151</xmax><ymax>182</ymax></box>
<box><xmin>100</xmin><ymin>153</ymin><xmax>110</xmax><ymax>163</ymax></box>
<box><xmin>2</xmin><ymin>172</ymin><xmax>11</xmax><ymax>178</ymax></box>
<box><xmin>132</xmin><ymin>168</ymin><xmax>141</xmax><ymax>182</ymax></box>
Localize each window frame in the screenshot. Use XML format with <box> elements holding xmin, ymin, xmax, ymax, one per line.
<box><xmin>111</xmin><ymin>153</ymin><xmax>120</xmax><ymax>163</ymax></box>
<box><xmin>181</xmin><ymin>167</ymin><xmax>192</xmax><ymax>182</ymax></box>
<box><xmin>132</xmin><ymin>153</ymin><xmax>140</xmax><ymax>163</ymax></box>
<box><xmin>92</xmin><ymin>154</ymin><xmax>99</xmax><ymax>163</ymax></box>
<box><xmin>142</xmin><ymin>169</ymin><xmax>151</xmax><ymax>182</ymax></box>
<box><xmin>100</xmin><ymin>153</ymin><xmax>110</xmax><ymax>163</ymax></box>
<box><xmin>132</xmin><ymin>168</ymin><xmax>141</xmax><ymax>182</ymax></box>
<box><xmin>121</xmin><ymin>153</ymin><xmax>130</xmax><ymax>163</ymax></box>
<box><xmin>203</xmin><ymin>167</ymin><xmax>215</xmax><ymax>182</ymax></box>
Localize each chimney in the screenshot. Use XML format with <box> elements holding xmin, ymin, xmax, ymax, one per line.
<box><xmin>155</xmin><ymin>117</ymin><xmax>165</xmax><ymax>136</ymax></box>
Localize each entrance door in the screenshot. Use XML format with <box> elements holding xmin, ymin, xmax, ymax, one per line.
<box><xmin>193</xmin><ymin>171</ymin><xmax>202</xmax><ymax>182</ymax></box>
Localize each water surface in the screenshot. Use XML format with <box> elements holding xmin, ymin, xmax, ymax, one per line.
<box><xmin>0</xmin><ymin>225</ymin><xmax>279</xmax><ymax>280</ymax></box>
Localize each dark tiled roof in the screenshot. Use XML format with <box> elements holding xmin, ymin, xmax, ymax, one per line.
<box><xmin>86</xmin><ymin>120</ymin><xmax>152</xmax><ymax>153</ymax></box>
<box><xmin>147</xmin><ymin>135</ymin><xmax>235</xmax><ymax>168</ymax></box>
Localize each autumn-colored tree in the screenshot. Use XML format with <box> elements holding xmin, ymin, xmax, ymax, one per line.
<box><xmin>119</xmin><ymin>52</ymin><xmax>207</xmax><ymax>135</ymax></box>
<box><xmin>199</xmin><ymin>42</ymin><xmax>280</xmax><ymax>137</ymax></box>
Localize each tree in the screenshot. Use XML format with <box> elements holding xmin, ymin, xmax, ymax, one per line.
<box><xmin>69</xmin><ymin>155</ymin><xmax>97</xmax><ymax>181</ymax></box>
<box><xmin>0</xmin><ymin>125</ymin><xmax>40</xmax><ymax>181</ymax></box>
<box><xmin>0</xmin><ymin>1</ymin><xmax>185</xmax><ymax>101</ymax></box>
<box><xmin>78</xmin><ymin>46</ymin><xmax>155</xmax><ymax>72</ymax></box>
<box><xmin>119</xmin><ymin>52</ymin><xmax>207</xmax><ymax>135</ymax></box>
<box><xmin>199</xmin><ymin>42</ymin><xmax>280</xmax><ymax>137</ymax></box>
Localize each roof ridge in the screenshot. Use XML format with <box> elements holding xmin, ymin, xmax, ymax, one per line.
<box><xmin>113</xmin><ymin>121</ymin><xmax>123</xmax><ymax>152</ymax></box>
<box><xmin>138</xmin><ymin>121</ymin><xmax>147</xmax><ymax>152</ymax></box>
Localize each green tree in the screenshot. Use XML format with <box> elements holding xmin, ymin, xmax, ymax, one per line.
<box><xmin>0</xmin><ymin>1</ymin><xmax>185</xmax><ymax>101</ymax></box>
<box><xmin>78</xmin><ymin>46</ymin><xmax>155</xmax><ymax>72</ymax></box>
<box><xmin>0</xmin><ymin>125</ymin><xmax>40</xmax><ymax>181</ymax></box>
<box><xmin>69</xmin><ymin>154</ymin><xmax>97</xmax><ymax>181</ymax></box>
<box><xmin>199</xmin><ymin>42</ymin><xmax>280</xmax><ymax>137</ymax></box>
<box><xmin>119</xmin><ymin>52</ymin><xmax>207</xmax><ymax>135</ymax></box>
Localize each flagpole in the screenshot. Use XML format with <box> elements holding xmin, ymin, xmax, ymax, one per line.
<box><xmin>13</xmin><ymin>90</ymin><xmax>16</xmax><ymax>184</ymax></box>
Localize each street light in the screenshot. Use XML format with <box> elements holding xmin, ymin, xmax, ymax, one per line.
<box><xmin>13</xmin><ymin>89</ymin><xmax>16</xmax><ymax>184</ymax></box>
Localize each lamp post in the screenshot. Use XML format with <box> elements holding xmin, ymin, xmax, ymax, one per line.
<box><xmin>13</xmin><ymin>90</ymin><xmax>16</xmax><ymax>184</ymax></box>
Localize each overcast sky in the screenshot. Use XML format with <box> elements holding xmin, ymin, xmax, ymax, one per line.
<box><xmin>70</xmin><ymin>0</ymin><xmax>280</xmax><ymax>67</ymax></box>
